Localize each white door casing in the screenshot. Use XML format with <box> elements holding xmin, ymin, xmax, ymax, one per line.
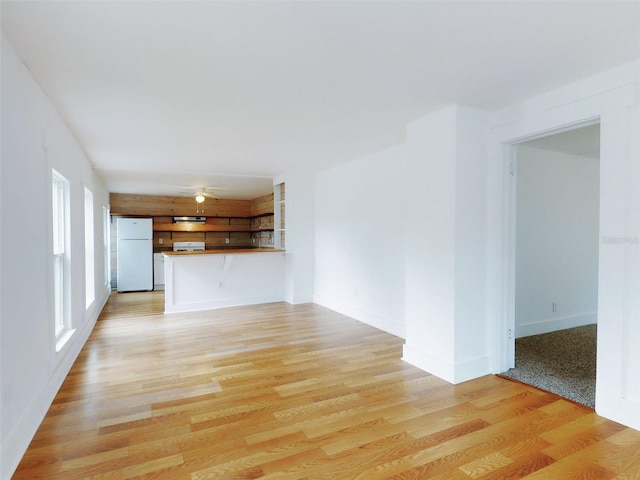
<box><xmin>488</xmin><ymin>80</ymin><xmax>640</xmax><ymax>430</ymax></box>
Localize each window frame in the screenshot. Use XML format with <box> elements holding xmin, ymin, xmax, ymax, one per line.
<box><xmin>84</xmin><ymin>186</ymin><xmax>95</xmax><ymax>309</ymax></box>
<box><xmin>52</xmin><ymin>169</ymin><xmax>71</xmax><ymax>348</ymax></box>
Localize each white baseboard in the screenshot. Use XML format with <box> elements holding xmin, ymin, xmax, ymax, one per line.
<box><xmin>285</xmin><ymin>291</ymin><xmax>314</xmax><ymax>305</ymax></box>
<box><xmin>164</xmin><ymin>294</ymin><xmax>285</xmax><ymax>314</ymax></box>
<box><xmin>402</xmin><ymin>343</ymin><xmax>455</xmax><ymax>383</ymax></box>
<box><xmin>313</xmin><ymin>294</ymin><xmax>405</xmax><ymax>338</ymax></box>
<box><xmin>402</xmin><ymin>343</ymin><xmax>491</xmax><ymax>385</ymax></box>
<box><xmin>516</xmin><ymin>313</ymin><xmax>596</xmax><ymax>338</ymax></box>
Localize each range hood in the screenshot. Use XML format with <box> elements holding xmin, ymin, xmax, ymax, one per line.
<box><xmin>173</xmin><ymin>216</ymin><xmax>206</xmax><ymax>224</ymax></box>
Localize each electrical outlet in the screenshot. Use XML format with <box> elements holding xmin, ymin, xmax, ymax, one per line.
<box><xmin>158</xmin><ymin>238</ymin><xmax>163</xmax><ymax>244</ymax></box>
<box><xmin>225</xmin><ymin>238</ymin><xmax>229</xmax><ymax>244</ymax></box>
<box><xmin>552</xmin><ymin>302</ymin><xmax>557</xmax><ymax>312</ymax></box>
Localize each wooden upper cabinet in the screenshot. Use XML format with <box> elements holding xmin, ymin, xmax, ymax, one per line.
<box><xmin>110</xmin><ymin>193</ymin><xmax>252</xmax><ymax>217</ymax></box>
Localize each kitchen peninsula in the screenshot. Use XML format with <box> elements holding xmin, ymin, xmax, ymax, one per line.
<box><xmin>163</xmin><ymin>248</ymin><xmax>286</xmax><ymax>314</ymax></box>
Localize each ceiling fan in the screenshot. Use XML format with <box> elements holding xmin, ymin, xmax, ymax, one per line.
<box><xmin>178</xmin><ymin>186</ymin><xmax>226</xmax><ymax>203</ymax></box>
<box><xmin>176</xmin><ymin>186</ymin><xmax>231</xmax><ymax>214</ymax></box>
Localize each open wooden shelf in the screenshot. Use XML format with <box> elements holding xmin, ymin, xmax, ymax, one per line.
<box><xmin>153</xmin><ymin>223</ymin><xmax>252</xmax><ymax>233</ymax></box>
<box><xmin>153</xmin><ymin>223</ymin><xmax>275</xmax><ymax>233</ymax></box>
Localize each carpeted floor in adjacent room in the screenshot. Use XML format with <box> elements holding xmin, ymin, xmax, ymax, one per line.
<box><xmin>501</xmin><ymin>324</ymin><xmax>597</xmax><ymax>408</ymax></box>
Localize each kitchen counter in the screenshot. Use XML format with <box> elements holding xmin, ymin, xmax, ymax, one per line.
<box><xmin>163</xmin><ymin>249</ymin><xmax>286</xmax><ymax>314</ymax></box>
<box><xmin>163</xmin><ymin>248</ymin><xmax>284</xmax><ymax>256</ymax></box>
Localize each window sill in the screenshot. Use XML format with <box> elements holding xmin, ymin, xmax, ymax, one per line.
<box><xmin>55</xmin><ymin>328</ymin><xmax>76</xmax><ymax>353</ymax></box>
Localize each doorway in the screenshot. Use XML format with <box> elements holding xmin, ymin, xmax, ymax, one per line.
<box><xmin>502</xmin><ymin>123</ymin><xmax>600</xmax><ymax>407</ymax></box>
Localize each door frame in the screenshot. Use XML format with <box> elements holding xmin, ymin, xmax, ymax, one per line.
<box><xmin>504</xmin><ymin>118</ymin><xmax>601</xmax><ymax>369</ymax></box>
<box><xmin>498</xmin><ymin>116</ymin><xmax>600</xmax><ymax>372</ymax></box>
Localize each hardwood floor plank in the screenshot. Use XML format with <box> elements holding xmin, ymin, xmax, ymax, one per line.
<box><xmin>59</xmin><ymin>447</ymin><xmax>129</xmax><ymax>470</ymax></box>
<box><xmin>12</xmin><ymin>291</ymin><xmax>640</xmax><ymax>479</ymax></box>
<box><xmin>542</xmin><ymin>421</ymin><xmax>626</xmax><ymax>460</ymax></box>
<box><xmin>458</xmin><ymin>451</ymin><xmax>514</xmax><ymax>479</ymax></box>
<box><xmin>121</xmin><ymin>453</ymin><xmax>184</xmax><ymax>479</ymax></box>
<box><xmin>568</xmin><ymin>463</ymin><xmax>617</xmax><ymax>480</ymax></box>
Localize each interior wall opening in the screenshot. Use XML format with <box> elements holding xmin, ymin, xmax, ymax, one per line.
<box><xmin>501</xmin><ymin>123</ymin><xmax>600</xmax><ymax>408</ymax></box>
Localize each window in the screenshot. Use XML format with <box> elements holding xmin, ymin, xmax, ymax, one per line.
<box><xmin>52</xmin><ymin>170</ymin><xmax>69</xmax><ymax>342</ymax></box>
<box><xmin>84</xmin><ymin>187</ymin><xmax>95</xmax><ymax>308</ymax></box>
<box><xmin>103</xmin><ymin>206</ymin><xmax>110</xmax><ymax>287</ymax></box>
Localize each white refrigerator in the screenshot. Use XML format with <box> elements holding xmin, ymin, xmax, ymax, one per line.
<box><xmin>117</xmin><ymin>217</ymin><xmax>153</xmax><ymax>292</ymax></box>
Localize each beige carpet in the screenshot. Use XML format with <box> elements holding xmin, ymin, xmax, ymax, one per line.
<box><xmin>501</xmin><ymin>324</ymin><xmax>596</xmax><ymax>408</ymax></box>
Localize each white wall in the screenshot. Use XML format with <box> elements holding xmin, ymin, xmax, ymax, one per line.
<box><xmin>314</xmin><ymin>144</ymin><xmax>407</xmax><ymax>337</ymax></box>
<box><xmin>453</xmin><ymin>107</ymin><xmax>490</xmax><ymax>378</ymax></box>
<box><xmin>1</xmin><ymin>37</ymin><xmax>111</xmax><ymax>478</ymax></box>
<box><xmin>403</xmin><ymin>105</ymin><xmax>490</xmax><ymax>383</ymax></box>
<box><xmin>402</xmin><ymin>107</ymin><xmax>458</xmax><ymax>370</ymax></box>
<box><xmin>277</xmin><ymin>172</ymin><xmax>315</xmax><ymax>305</ymax></box>
<box><xmin>515</xmin><ymin>146</ymin><xmax>599</xmax><ymax>337</ymax></box>
<box><xmin>314</xmin><ymin>105</ymin><xmax>490</xmax><ymax>381</ymax></box>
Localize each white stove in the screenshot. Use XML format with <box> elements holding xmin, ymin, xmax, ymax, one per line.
<box><xmin>173</xmin><ymin>241</ymin><xmax>205</xmax><ymax>252</ymax></box>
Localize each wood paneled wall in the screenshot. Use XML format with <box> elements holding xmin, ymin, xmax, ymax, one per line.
<box><xmin>110</xmin><ymin>193</ymin><xmax>253</xmax><ymax>217</ymax></box>
<box><xmin>110</xmin><ymin>194</ymin><xmax>273</xmax><ymax>251</ymax></box>
<box><xmin>251</xmin><ymin>192</ymin><xmax>274</xmax><ymax>216</ymax></box>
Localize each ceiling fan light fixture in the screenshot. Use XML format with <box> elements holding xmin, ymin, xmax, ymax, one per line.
<box><xmin>195</xmin><ymin>193</ymin><xmax>206</xmax><ymax>203</ymax></box>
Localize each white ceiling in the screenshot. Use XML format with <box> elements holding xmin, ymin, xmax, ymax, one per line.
<box><xmin>2</xmin><ymin>1</ymin><xmax>638</xmax><ymax>198</ymax></box>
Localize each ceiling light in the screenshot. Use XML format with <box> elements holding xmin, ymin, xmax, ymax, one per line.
<box><xmin>195</xmin><ymin>193</ymin><xmax>205</xmax><ymax>203</ymax></box>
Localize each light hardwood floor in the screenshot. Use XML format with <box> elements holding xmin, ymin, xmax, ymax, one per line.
<box><xmin>14</xmin><ymin>292</ymin><xmax>640</xmax><ymax>479</ymax></box>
